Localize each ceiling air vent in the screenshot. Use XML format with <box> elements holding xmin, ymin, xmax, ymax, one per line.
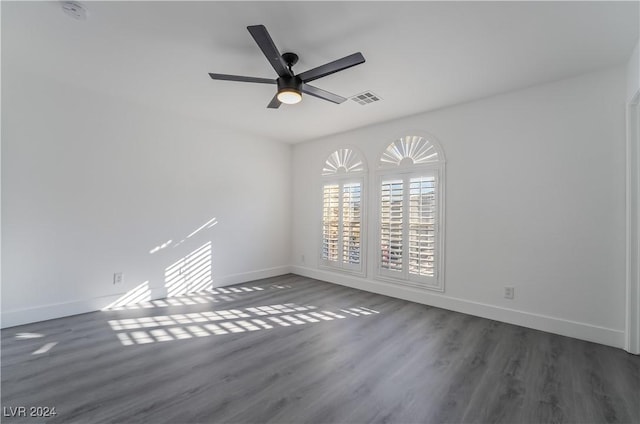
<box><xmin>351</xmin><ymin>91</ymin><xmax>382</xmax><ymax>105</ymax></box>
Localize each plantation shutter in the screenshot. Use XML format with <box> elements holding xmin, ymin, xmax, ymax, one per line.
<box><xmin>377</xmin><ymin>136</ymin><xmax>444</xmax><ymax>290</ymax></box>
<box><xmin>342</xmin><ymin>183</ymin><xmax>361</xmax><ymax>265</ymax></box>
<box><xmin>322</xmin><ymin>184</ymin><xmax>340</xmax><ymax>262</ymax></box>
<box><xmin>380</xmin><ymin>179</ymin><xmax>403</xmax><ymax>272</ymax></box>
<box><xmin>322</xmin><ymin>181</ymin><xmax>362</xmax><ymax>271</ymax></box>
<box><xmin>409</xmin><ymin>176</ymin><xmax>436</xmax><ymax>278</ymax></box>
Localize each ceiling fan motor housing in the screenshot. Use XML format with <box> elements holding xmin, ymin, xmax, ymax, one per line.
<box><xmin>277</xmin><ymin>76</ymin><xmax>302</xmax><ymax>94</ymax></box>
<box><xmin>282</xmin><ymin>52</ymin><xmax>299</xmax><ymax>68</ymax></box>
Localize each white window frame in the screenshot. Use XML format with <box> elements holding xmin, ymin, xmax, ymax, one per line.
<box><xmin>319</xmin><ymin>148</ymin><xmax>367</xmax><ymax>276</ymax></box>
<box><xmin>375</xmin><ymin>135</ymin><xmax>446</xmax><ymax>291</ymax></box>
<box><xmin>320</xmin><ymin>177</ymin><xmax>365</xmax><ymax>274</ymax></box>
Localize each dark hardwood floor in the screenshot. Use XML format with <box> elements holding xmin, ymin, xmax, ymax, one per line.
<box><xmin>2</xmin><ymin>274</ymin><xmax>639</xmax><ymax>423</ymax></box>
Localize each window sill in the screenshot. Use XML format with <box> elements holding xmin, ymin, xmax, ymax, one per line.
<box><xmin>319</xmin><ymin>263</ymin><xmax>367</xmax><ymax>279</ymax></box>
<box><xmin>374</xmin><ymin>274</ymin><xmax>444</xmax><ymax>293</ymax></box>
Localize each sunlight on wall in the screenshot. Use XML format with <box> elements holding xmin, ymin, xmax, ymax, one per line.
<box><xmin>114</xmin><ymin>217</ymin><xmax>220</xmax><ymax>310</ymax></box>
<box><xmin>165</xmin><ymin>241</ymin><xmax>212</xmax><ymax>296</ymax></box>
<box><xmin>101</xmin><ymin>281</ymin><xmax>151</xmax><ymax>310</ymax></box>
<box><xmin>150</xmin><ymin>217</ymin><xmax>218</xmax><ymax>254</ymax></box>
<box><xmin>185</xmin><ymin>217</ymin><xmax>218</xmax><ymax>239</ymax></box>
<box><xmin>173</xmin><ymin>217</ymin><xmax>218</xmax><ymax>248</ymax></box>
<box><xmin>149</xmin><ymin>239</ymin><xmax>173</xmax><ymax>254</ymax></box>
<box><xmin>109</xmin><ymin>303</ymin><xmax>380</xmax><ymax>346</ymax></box>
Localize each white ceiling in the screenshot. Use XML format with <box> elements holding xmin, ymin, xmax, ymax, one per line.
<box><xmin>3</xmin><ymin>1</ymin><xmax>638</xmax><ymax>144</ymax></box>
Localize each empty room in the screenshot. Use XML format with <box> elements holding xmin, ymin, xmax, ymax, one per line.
<box><xmin>2</xmin><ymin>1</ymin><xmax>639</xmax><ymax>423</ymax></box>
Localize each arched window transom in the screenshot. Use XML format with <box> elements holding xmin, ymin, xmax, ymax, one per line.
<box><xmin>379</xmin><ymin>135</ymin><xmax>440</xmax><ymax>168</ymax></box>
<box><xmin>322</xmin><ymin>148</ymin><xmax>365</xmax><ymax>176</ymax></box>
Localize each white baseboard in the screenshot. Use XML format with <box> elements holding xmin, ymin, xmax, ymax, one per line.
<box><xmin>2</xmin><ymin>264</ymin><xmax>625</xmax><ymax>350</ymax></box>
<box><xmin>291</xmin><ymin>265</ymin><xmax>626</xmax><ymax>349</ymax></box>
<box><xmin>1</xmin><ymin>265</ymin><xmax>292</xmax><ymax>329</ymax></box>
<box><xmin>1</xmin><ymin>293</ymin><xmax>129</xmax><ymax>330</ymax></box>
<box><xmin>210</xmin><ymin>266</ymin><xmax>292</xmax><ymax>287</ymax></box>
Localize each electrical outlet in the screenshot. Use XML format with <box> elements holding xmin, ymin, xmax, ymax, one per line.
<box><xmin>504</xmin><ymin>286</ymin><xmax>514</xmax><ymax>299</ymax></box>
<box><xmin>113</xmin><ymin>272</ymin><xmax>123</xmax><ymax>285</ymax></box>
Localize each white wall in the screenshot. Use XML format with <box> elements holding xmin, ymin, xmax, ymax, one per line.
<box><xmin>2</xmin><ymin>68</ymin><xmax>291</xmax><ymax>327</ymax></box>
<box><xmin>1</xmin><ymin>51</ymin><xmax>630</xmax><ymax>350</ymax></box>
<box><xmin>627</xmin><ymin>41</ymin><xmax>639</xmax><ymax>102</ymax></box>
<box><xmin>626</xmin><ymin>39</ymin><xmax>640</xmax><ymax>353</ymax></box>
<box><xmin>292</xmin><ymin>66</ymin><xmax>627</xmax><ymax>348</ymax></box>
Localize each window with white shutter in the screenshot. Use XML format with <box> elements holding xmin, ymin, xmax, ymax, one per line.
<box><xmin>409</xmin><ymin>176</ymin><xmax>436</xmax><ymax>278</ymax></box>
<box><xmin>377</xmin><ymin>135</ymin><xmax>445</xmax><ymax>290</ymax></box>
<box><xmin>380</xmin><ymin>179</ymin><xmax>403</xmax><ymax>273</ymax></box>
<box><xmin>342</xmin><ymin>183</ymin><xmax>362</xmax><ymax>265</ymax></box>
<box><xmin>322</xmin><ymin>184</ymin><xmax>340</xmax><ymax>262</ymax></box>
<box><xmin>321</xmin><ymin>148</ymin><xmax>366</xmax><ymax>274</ymax></box>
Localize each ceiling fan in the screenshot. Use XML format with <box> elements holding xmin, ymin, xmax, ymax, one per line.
<box><xmin>208</xmin><ymin>25</ymin><xmax>365</xmax><ymax>109</ymax></box>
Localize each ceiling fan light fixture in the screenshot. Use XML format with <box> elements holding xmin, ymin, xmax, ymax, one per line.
<box><xmin>277</xmin><ymin>76</ymin><xmax>303</xmax><ymax>105</ymax></box>
<box><xmin>277</xmin><ymin>88</ymin><xmax>302</xmax><ymax>104</ymax></box>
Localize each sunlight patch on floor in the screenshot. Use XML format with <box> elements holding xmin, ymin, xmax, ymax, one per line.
<box><xmin>31</xmin><ymin>342</ymin><xmax>58</xmax><ymax>355</ymax></box>
<box><xmin>103</xmin><ymin>283</ymin><xmax>287</xmax><ymax>311</ymax></box>
<box><xmin>109</xmin><ymin>304</ymin><xmax>379</xmax><ymax>346</ymax></box>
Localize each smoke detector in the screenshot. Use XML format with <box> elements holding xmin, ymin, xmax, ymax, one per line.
<box><xmin>61</xmin><ymin>2</ymin><xmax>87</xmax><ymax>20</ymax></box>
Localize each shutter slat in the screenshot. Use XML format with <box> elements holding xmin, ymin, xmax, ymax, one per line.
<box><xmin>380</xmin><ymin>179</ymin><xmax>403</xmax><ymax>272</ymax></box>
<box><xmin>322</xmin><ymin>184</ymin><xmax>340</xmax><ymax>262</ymax></box>
<box><xmin>408</xmin><ymin>176</ymin><xmax>436</xmax><ymax>277</ymax></box>
<box><xmin>342</xmin><ymin>182</ymin><xmax>361</xmax><ymax>265</ymax></box>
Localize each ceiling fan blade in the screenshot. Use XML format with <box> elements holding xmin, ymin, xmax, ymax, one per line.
<box><xmin>209</xmin><ymin>73</ymin><xmax>276</xmax><ymax>84</ymax></box>
<box><xmin>298</xmin><ymin>52</ymin><xmax>365</xmax><ymax>83</ymax></box>
<box><xmin>301</xmin><ymin>84</ymin><xmax>347</xmax><ymax>104</ymax></box>
<box><xmin>267</xmin><ymin>94</ymin><xmax>282</xmax><ymax>109</ymax></box>
<box><xmin>247</xmin><ymin>25</ymin><xmax>293</xmax><ymax>78</ymax></box>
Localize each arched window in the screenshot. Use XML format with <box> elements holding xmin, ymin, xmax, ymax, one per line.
<box><xmin>321</xmin><ymin>148</ymin><xmax>366</xmax><ymax>274</ymax></box>
<box><xmin>322</xmin><ymin>148</ymin><xmax>365</xmax><ymax>175</ymax></box>
<box><xmin>377</xmin><ymin>135</ymin><xmax>445</xmax><ymax>290</ymax></box>
<box><xmin>379</xmin><ymin>135</ymin><xmax>441</xmax><ymax>167</ymax></box>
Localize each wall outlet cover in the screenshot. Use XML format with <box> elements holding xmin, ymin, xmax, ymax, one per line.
<box><xmin>504</xmin><ymin>286</ymin><xmax>515</xmax><ymax>299</ymax></box>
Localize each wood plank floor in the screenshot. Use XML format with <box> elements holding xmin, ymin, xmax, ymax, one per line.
<box><xmin>2</xmin><ymin>274</ymin><xmax>639</xmax><ymax>423</ymax></box>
